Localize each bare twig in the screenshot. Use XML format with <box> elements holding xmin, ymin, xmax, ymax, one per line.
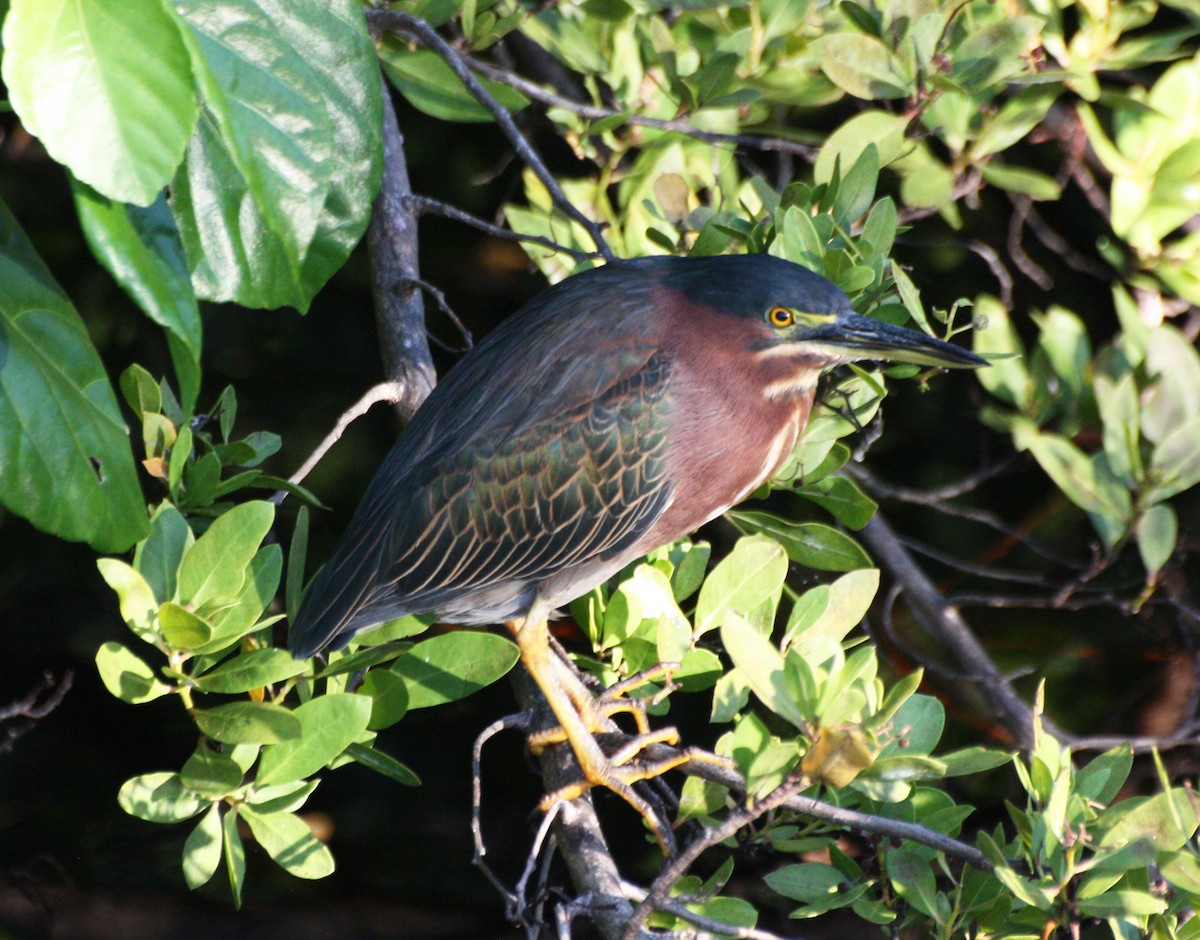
<box><xmin>368</xmin><ymin>10</ymin><xmax>617</xmax><ymax>262</ymax></box>
<box><xmin>633</xmin><ymin>739</ymin><xmax>992</xmax><ymax>870</ymax></box>
<box><xmin>472</xmin><ymin>713</ymin><xmax>532</xmax><ymax>914</ymax></box>
<box><xmin>623</xmin><ymin>776</ymin><xmax>808</xmax><ymax>939</ymax></box>
<box><xmin>467</xmin><ymin>55</ymin><xmax>819</xmax><ymax>160</ymax></box>
<box><xmin>849</xmin><ymin>462</ymin><xmax>1088</xmax><ymax>570</ymax></box>
<box><xmin>401</xmin><ymin>274</ymin><xmax>473</xmax><ymax>352</ymax></box>
<box><xmin>0</xmin><ymin>671</ymin><xmax>73</xmax><ymax>756</ymax></box>
<box><xmin>405</xmin><ymin>194</ymin><xmax>604</xmax><ymax>261</ymax></box>
<box><xmin>369</xmin><ymin>77</ymin><xmax>437</xmax><ymax>421</ymax></box>
<box><xmin>269</xmin><ymin>381</ymin><xmax>407</xmax><ymax>504</ymax></box>
<box><xmin>621</xmin><ymin>880</ymin><xmax>795</xmax><ymax>940</ymax></box>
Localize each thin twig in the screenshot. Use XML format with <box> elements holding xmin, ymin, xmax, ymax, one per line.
<box><xmin>401</xmin><ymin>274</ymin><xmax>473</xmax><ymax>351</ymax></box>
<box><xmin>467</xmin><ymin>55</ymin><xmax>819</xmax><ymax>160</ymax></box>
<box><xmin>0</xmin><ymin>671</ymin><xmax>73</xmax><ymax>755</ymax></box>
<box><xmin>848</xmin><ymin>462</ymin><xmax>1088</xmax><ymax>570</ymax></box>
<box><xmin>269</xmin><ymin>382</ymin><xmax>406</xmax><ymax>505</ymax></box>
<box><xmin>472</xmin><ymin>713</ymin><xmax>532</xmax><ymax>914</ymax></box>
<box><xmin>623</xmin><ymin>775</ymin><xmax>808</xmax><ymax>939</ymax></box>
<box><xmin>369</xmin><ymin>10</ymin><xmax>617</xmax><ymax>262</ymax></box>
<box><xmin>621</xmin><ymin>880</ymin><xmax>795</xmax><ymax>940</ymax></box>
<box><xmin>406</xmin><ymin>194</ymin><xmax>604</xmax><ymax>261</ymax></box>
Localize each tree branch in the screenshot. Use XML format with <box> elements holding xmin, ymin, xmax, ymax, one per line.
<box><xmin>859</xmin><ymin>512</ymin><xmax>1061</xmax><ymax>749</ymax></box>
<box><xmin>368</xmin><ymin>78</ymin><xmax>436</xmax><ymax>422</ymax></box>
<box><xmin>509</xmin><ymin>670</ymin><xmax>653</xmax><ymax>940</ymax></box>
<box><xmin>368</xmin><ymin>10</ymin><xmax>617</xmax><ymax>263</ymax></box>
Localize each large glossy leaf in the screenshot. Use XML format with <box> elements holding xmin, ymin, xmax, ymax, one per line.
<box><xmin>0</xmin><ymin>203</ymin><xmax>148</xmax><ymax>551</ymax></box>
<box><xmin>380</xmin><ymin>46</ymin><xmax>530</xmax><ymax>123</ymax></box>
<box><xmin>2</xmin><ymin>0</ymin><xmax>198</xmax><ymax>205</ymax></box>
<box><xmin>170</xmin><ymin>0</ymin><xmax>381</xmax><ymax>311</ymax></box>
<box><xmin>119</xmin><ymin>772</ymin><xmax>209</xmax><ymax>823</ymax></box>
<box><xmin>73</xmin><ymin>186</ymin><xmax>201</xmax><ymax>410</ymax></box>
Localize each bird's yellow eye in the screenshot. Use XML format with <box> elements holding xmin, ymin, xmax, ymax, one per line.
<box><xmin>768</xmin><ymin>306</ymin><xmax>794</xmax><ymax>329</ymax></box>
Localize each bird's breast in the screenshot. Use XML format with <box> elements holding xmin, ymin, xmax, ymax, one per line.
<box><xmin>640</xmin><ymin>316</ymin><xmax>817</xmax><ymax>547</ymax></box>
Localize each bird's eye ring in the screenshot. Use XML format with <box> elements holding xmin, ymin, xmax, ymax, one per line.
<box><xmin>768</xmin><ymin>306</ymin><xmax>794</xmax><ymax>328</ymax></box>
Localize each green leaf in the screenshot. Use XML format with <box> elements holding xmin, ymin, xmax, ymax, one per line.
<box><xmin>73</xmin><ymin>186</ymin><xmax>201</xmax><ymax>373</ymax></box>
<box><xmin>194</xmin><ymin>648</ymin><xmax>308</xmax><ymax>694</ymax></box>
<box><xmin>240</xmin><ymin>806</ymin><xmax>334</xmax><ymax>879</ymax></box>
<box><xmin>693</xmin><ymin>534</ymin><xmax>789</xmax><ymax>637</ymax></box>
<box><xmin>1098</xmin><ymin>788</ymin><xmax>1199</xmax><ymax>853</ymax></box>
<box><xmin>119</xmin><ymin>772</ymin><xmax>208</xmax><ymax>823</ymax></box>
<box><xmin>764</xmin><ymin>862</ymin><xmax>845</xmax><ymax>902</ymax></box>
<box><xmin>171</xmin><ymin>0</ymin><xmax>382</xmax><ymax>311</ymax></box>
<box><xmin>256</xmin><ymin>693</ymin><xmax>372</xmax><ymax>785</ymax></box>
<box><xmin>720</xmin><ymin>612</ymin><xmax>809</xmax><ymax>730</ymax></box>
<box><xmin>157</xmin><ymin>601</ymin><xmax>214</xmax><ymax>649</ymax></box>
<box><xmin>380</xmin><ymin>46</ymin><xmax>529</xmax><ymax>123</ymax></box>
<box><xmin>812</xmin><ymin>33</ymin><xmax>912</xmax><ymax>99</ymax></box>
<box><xmin>194</xmin><ymin>701</ymin><xmax>302</xmax><ymax>745</ymax></box>
<box><xmin>887</xmin><ymin>847</ymin><xmax>940</xmax><ymax>918</ymax></box>
<box><xmin>881</xmin><ymin>693</ymin><xmax>945</xmax><ymax>756</ymax></box>
<box><xmin>134</xmin><ymin>504</ymin><xmax>193</xmax><ymax>606</ymax></box>
<box><xmin>1149</xmin><ymin>415</ymin><xmax>1200</xmax><ymax>501</ymax></box>
<box><xmin>1076</xmin><ymin>744</ymin><xmax>1133</xmax><ymax>804</ymax></box>
<box><xmin>0</xmin><ymin>203</ymin><xmax>149</xmax><ymax>551</ymax></box>
<box><xmin>669</xmin><ymin>540</ymin><xmax>711</xmax><ymax>603</ymax></box>
<box><xmin>791</xmin><ymin>568</ymin><xmax>880</xmax><ymax>648</ymax></box>
<box><xmin>2</xmin><ymin>0</ymin><xmax>198</xmax><ymax>204</ymax></box>
<box><xmin>794</xmin><ymin>476</ymin><xmax>878</xmax><ymax>529</ymax></box>
<box><xmin>180</xmin><ymin>745</ymin><xmax>245</xmax><ymax>796</ymax></box>
<box><xmin>1022</xmin><ymin>428</ymin><xmax>1132</xmax><ymax>540</ymax></box>
<box><xmin>979</xmin><ymin>163</ymin><xmax>1061</xmax><ymax>200</ymax></box>
<box><xmin>1137</xmin><ymin>503</ymin><xmax>1178</xmax><ymax>577</ymax></box>
<box><xmin>360</xmin><ymin>669</ymin><xmax>410</xmax><ymax>730</ymax></box>
<box><xmin>392</xmin><ymin>632</ymin><xmax>519</xmax><ymax>709</ymax></box>
<box><xmin>96</xmin><ymin>642</ymin><xmax>173</xmax><ymax>704</ymax></box>
<box><xmin>246</xmin><ymin>779</ymin><xmax>319</xmax><ymax>814</ymax></box>
<box><xmin>196</xmin><ymin>544</ymin><xmax>283</xmax><ymax>653</ymax></box>
<box><xmin>973</xmin><ymin>295</ymin><xmax>1030</xmax><ymax>409</ymax></box>
<box><xmin>183</xmin><ymin>804</ymin><xmax>223</xmax><ymax>889</ymax></box>
<box><xmin>177</xmin><ymin>501</ymin><xmax>274</xmax><ymax>608</ymax></box>
<box><xmin>729</xmin><ymin>511</ymin><xmax>872</xmax><ymax>572</ymax></box>
<box><xmin>1075</xmin><ymin>890</ymin><xmax>1167</xmax><ymax>918</ymax></box>
<box><xmin>939</xmin><ymin>747</ymin><xmax>1014</xmax><ymax>777</ymax></box>
<box><xmin>345</xmin><ymin>742</ymin><xmax>422</xmax><ymax>787</ymax></box>
<box><xmin>223</xmin><ymin>807</ymin><xmax>245</xmax><ymax>908</ymax></box>
<box><xmin>96</xmin><ymin>560</ymin><xmax>161</xmax><ymax>645</ymax></box>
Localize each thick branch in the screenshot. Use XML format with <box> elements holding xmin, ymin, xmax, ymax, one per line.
<box><xmin>860</xmin><ymin>512</ymin><xmax>1060</xmax><ymax>750</ymax></box>
<box><xmin>509</xmin><ymin>671</ymin><xmax>652</xmax><ymax>940</ymax></box>
<box><xmin>368</xmin><ymin>80</ymin><xmax>436</xmax><ymax>422</ymax></box>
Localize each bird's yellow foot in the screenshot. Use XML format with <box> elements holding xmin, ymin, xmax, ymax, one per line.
<box><xmin>508</xmin><ymin>616</ymin><xmax>699</xmax><ymax>854</ymax></box>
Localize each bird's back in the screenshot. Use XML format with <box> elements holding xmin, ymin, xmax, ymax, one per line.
<box><xmin>289</xmin><ymin>261</ymin><xmax>672</xmax><ymax>658</ymax></box>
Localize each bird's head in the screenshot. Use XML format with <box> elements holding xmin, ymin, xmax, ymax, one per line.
<box><xmin>642</xmin><ymin>253</ymin><xmax>987</xmax><ymax>376</ymax></box>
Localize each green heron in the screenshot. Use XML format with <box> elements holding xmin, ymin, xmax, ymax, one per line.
<box><xmin>290</xmin><ymin>253</ymin><xmax>985</xmax><ymax>845</ymax></box>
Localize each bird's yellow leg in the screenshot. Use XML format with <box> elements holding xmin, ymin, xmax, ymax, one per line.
<box><xmin>507</xmin><ymin>608</ymin><xmax>676</xmax><ymax>853</ymax></box>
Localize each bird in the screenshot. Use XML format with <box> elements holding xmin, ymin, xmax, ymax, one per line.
<box><xmin>289</xmin><ymin>253</ymin><xmax>986</xmax><ymax>847</ymax></box>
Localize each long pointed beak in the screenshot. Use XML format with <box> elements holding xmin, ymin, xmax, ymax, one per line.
<box><xmin>808</xmin><ymin>309</ymin><xmax>988</xmax><ymax>369</ymax></box>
